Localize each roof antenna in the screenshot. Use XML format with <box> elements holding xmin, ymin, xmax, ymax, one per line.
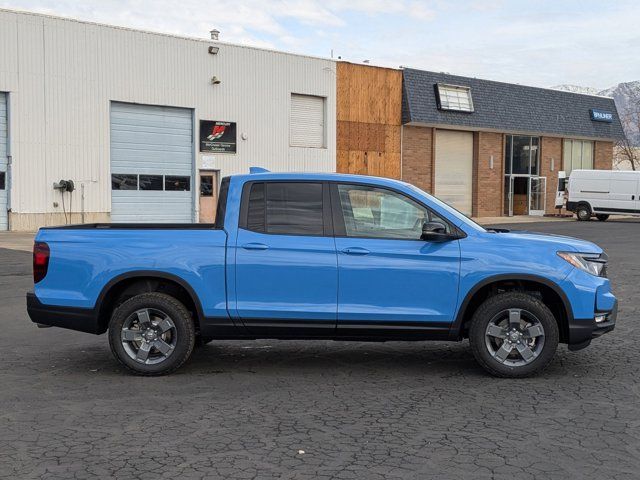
<box><xmin>249</xmin><ymin>167</ymin><xmax>270</xmax><ymax>174</ymax></box>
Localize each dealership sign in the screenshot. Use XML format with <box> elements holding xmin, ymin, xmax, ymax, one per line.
<box><xmin>200</xmin><ymin>120</ymin><xmax>237</xmax><ymax>153</ymax></box>
<box><xmin>589</xmin><ymin>109</ymin><xmax>613</xmax><ymax>123</ymax></box>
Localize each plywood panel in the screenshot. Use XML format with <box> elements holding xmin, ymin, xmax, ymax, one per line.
<box><xmin>337</xmin><ymin>62</ymin><xmax>402</xmax><ymax>125</ymax></box>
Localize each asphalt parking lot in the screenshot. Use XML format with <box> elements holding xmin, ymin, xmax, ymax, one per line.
<box><xmin>1</xmin><ymin>219</ymin><xmax>639</xmax><ymax>480</ymax></box>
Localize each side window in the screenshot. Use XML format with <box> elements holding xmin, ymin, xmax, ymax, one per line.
<box><xmin>245</xmin><ymin>182</ymin><xmax>324</xmax><ymax>236</ymax></box>
<box><xmin>337</xmin><ymin>184</ymin><xmax>449</xmax><ymax>239</ymax></box>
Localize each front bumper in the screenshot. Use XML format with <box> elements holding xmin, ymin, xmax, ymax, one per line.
<box><xmin>567</xmin><ymin>299</ymin><xmax>617</xmax><ymax>351</ymax></box>
<box><xmin>26</xmin><ymin>292</ymin><xmax>102</xmax><ymax>334</ymax></box>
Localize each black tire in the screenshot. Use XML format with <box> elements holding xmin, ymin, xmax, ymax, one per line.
<box><xmin>108</xmin><ymin>292</ymin><xmax>196</xmax><ymax>376</ymax></box>
<box><xmin>576</xmin><ymin>204</ymin><xmax>591</xmax><ymax>221</ymax></box>
<box><xmin>469</xmin><ymin>292</ymin><xmax>559</xmax><ymax>378</ymax></box>
<box><xmin>596</xmin><ymin>214</ymin><xmax>609</xmax><ymax>221</ymax></box>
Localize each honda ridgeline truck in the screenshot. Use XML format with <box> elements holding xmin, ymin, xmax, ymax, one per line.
<box><xmin>27</xmin><ymin>171</ymin><xmax>617</xmax><ymax>377</ymax></box>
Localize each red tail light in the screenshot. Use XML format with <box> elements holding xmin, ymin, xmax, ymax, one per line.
<box><xmin>33</xmin><ymin>242</ymin><xmax>50</xmax><ymax>283</ymax></box>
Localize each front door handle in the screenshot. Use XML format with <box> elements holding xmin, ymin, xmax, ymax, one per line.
<box><xmin>241</xmin><ymin>243</ymin><xmax>269</xmax><ymax>251</ymax></box>
<box><xmin>341</xmin><ymin>247</ymin><xmax>370</xmax><ymax>255</ymax></box>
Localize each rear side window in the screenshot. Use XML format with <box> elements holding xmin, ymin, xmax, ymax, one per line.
<box><xmin>245</xmin><ymin>182</ymin><xmax>324</xmax><ymax>236</ymax></box>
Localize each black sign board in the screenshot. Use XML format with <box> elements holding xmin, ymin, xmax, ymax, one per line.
<box><xmin>200</xmin><ymin>120</ymin><xmax>237</xmax><ymax>153</ymax></box>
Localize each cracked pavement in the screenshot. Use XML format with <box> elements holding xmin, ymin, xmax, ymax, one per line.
<box><xmin>1</xmin><ymin>219</ymin><xmax>639</xmax><ymax>479</ymax></box>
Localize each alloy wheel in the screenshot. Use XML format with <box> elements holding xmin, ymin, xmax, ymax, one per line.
<box><xmin>484</xmin><ymin>308</ymin><xmax>545</xmax><ymax>367</ymax></box>
<box><xmin>121</xmin><ymin>308</ymin><xmax>177</xmax><ymax>365</ymax></box>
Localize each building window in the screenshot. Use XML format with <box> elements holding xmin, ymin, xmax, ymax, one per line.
<box><xmin>111</xmin><ymin>174</ymin><xmax>138</xmax><ymax>190</ymax></box>
<box><xmin>435</xmin><ymin>84</ymin><xmax>474</xmax><ymax>112</ymax></box>
<box><xmin>0</xmin><ymin>171</ymin><xmax>5</xmax><ymax>190</ymax></box>
<box><xmin>165</xmin><ymin>176</ymin><xmax>191</xmax><ymax>191</ymax></box>
<box><xmin>563</xmin><ymin>140</ymin><xmax>594</xmax><ymax>175</ymax></box>
<box><xmin>139</xmin><ymin>175</ymin><xmax>163</xmax><ymax>191</ymax></box>
<box><xmin>290</xmin><ymin>94</ymin><xmax>326</xmax><ymax>148</ymax></box>
<box><xmin>505</xmin><ymin>136</ymin><xmax>539</xmax><ymax>175</ymax></box>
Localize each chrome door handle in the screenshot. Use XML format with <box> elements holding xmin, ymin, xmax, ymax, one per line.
<box><xmin>341</xmin><ymin>247</ymin><xmax>370</xmax><ymax>255</ymax></box>
<box><xmin>241</xmin><ymin>243</ymin><xmax>269</xmax><ymax>250</ymax></box>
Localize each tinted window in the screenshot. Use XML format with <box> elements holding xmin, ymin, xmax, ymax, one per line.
<box><xmin>139</xmin><ymin>175</ymin><xmax>163</xmax><ymax>191</ymax></box>
<box><xmin>200</xmin><ymin>175</ymin><xmax>214</xmax><ymax>197</ymax></box>
<box><xmin>337</xmin><ymin>184</ymin><xmax>448</xmax><ymax>239</ymax></box>
<box><xmin>0</xmin><ymin>171</ymin><xmax>5</xmax><ymax>190</ymax></box>
<box><xmin>266</xmin><ymin>183</ymin><xmax>323</xmax><ymax>235</ymax></box>
<box><xmin>247</xmin><ymin>183</ymin><xmax>265</xmax><ymax>232</ymax></box>
<box><xmin>111</xmin><ymin>174</ymin><xmax>137</xmax><ymax>190</ymax></box>
<box><xmin>165</xmin><ymin>176</ymin><xmax>191</xmax><ymax>191</ymax></box>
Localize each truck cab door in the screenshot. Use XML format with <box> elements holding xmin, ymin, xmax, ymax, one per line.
<box><xmin>331</xmin><ymin>183</ymin><xmax>461</xmax><ymax>337</ymax></box>
<box><xmin>233</xmin><ymin>181</ymin><xmax>337</xmax><ymax>336</ymax></box>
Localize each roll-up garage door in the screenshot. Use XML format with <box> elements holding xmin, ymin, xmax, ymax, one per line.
<box><xmin>110</xmin><ymin>102</ymin><xmax>193</xmax><ymax>223</ymax></box>
<box><xmin>0</xmin><ymin>93</ymin><xmax>8</xmax><ymax>230</ymax></box>
<box><xmin>435</xmin><ymin>130</ymin><xmax>473</xmax><ymax>216</ymax></box>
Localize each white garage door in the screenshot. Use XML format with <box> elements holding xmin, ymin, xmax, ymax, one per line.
<box><xmin>0</xmin><ymin>93</ymin><xmax>7</xmax><ymax>230</ymax></box>
<box><xmin>110</xmin><ymin>102</ymin><xmax>193</xmax><ymax>223</ymax></box>
<box><xmin>435</xmin><ymin>130</ymin><xmax>473</xmax><ymax>216</ymax></box>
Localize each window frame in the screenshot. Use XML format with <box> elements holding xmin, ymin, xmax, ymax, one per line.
<box><xmin>434</xmin><ymin>83</ymin><xmax>474</xmax><ymax>113</ymax></box>
<box><xmin>239</xmin><ymin>180</ymin><xmax>334</xmax><ymax>237</ymax></box>
<box><xmin>330</xmin><ymin>182</ymin><xmax>461</xmax><ymax>241</ymax></box>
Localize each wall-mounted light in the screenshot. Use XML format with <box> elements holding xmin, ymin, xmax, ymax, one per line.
<box><xmin>211</xmin><ymin>76</ymin><xmax>221</xmax><ymax>85</ymax></box>
<box><xmin>489</xmin><ymin>155</ymin><xmax>494</xmax><ymax>169</ymax></box>
<box><xmin>208</xmin><ymin>46</ymin><xmax>219</xmax><ymax>55</ymax></box>
<box><xmin>550</xmin><ymin>157</ymin><xmax>555</xmax><ymax>171</ymax></box>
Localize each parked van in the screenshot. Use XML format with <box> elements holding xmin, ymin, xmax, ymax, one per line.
<box><xmin>567</xmin><ymin>169</ymin><xmax>640</xmax><ymax>221</ymax></box>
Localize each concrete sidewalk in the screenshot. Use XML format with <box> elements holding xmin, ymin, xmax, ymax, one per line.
<box><xmin>0</xmin><ymin>232</ymin><xmax>35</xmax><ymax>252</ymax></box>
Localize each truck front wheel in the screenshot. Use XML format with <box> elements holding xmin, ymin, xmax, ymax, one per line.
<box><xmin>108</xmin><ymin>292</ymin><xmax>196</xmax><ymax>375</ymax></box>
<box><xmin>576</xmin><ymin>204</ymin><xmax>591</xmax><ymax>221</ymax></box>
<box><xmin>469</xmin><ymin>292</ymin><xmax>559</xmax><ymax>378</ymax></box>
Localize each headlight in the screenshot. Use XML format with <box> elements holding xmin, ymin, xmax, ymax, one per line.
<box><xmin>557</xmin><ymin>251</ymin><xmax>607</xmax><ymax>277</ymax></box>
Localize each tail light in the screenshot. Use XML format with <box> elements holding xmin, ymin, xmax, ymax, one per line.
<box><xmin>33</xmin><ymin>242</ymin><xmax>50</xmax><ymax>283</ymax></box>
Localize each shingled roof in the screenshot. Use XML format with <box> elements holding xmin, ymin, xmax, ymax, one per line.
<box><xmin>402</xmin><ymin>68</ymin><xmax>625</xmax><ymax>141</ymax></box>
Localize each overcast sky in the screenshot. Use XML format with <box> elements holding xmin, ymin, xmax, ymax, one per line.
<box><xmin>2</xmin><ymin>0</ymin><xmax>639</xmax><ymax>89</ymax></box>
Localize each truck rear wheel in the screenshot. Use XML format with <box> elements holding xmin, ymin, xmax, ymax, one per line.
<box><xmin>108</xmin><ymin>292</ymin><xmax>196</xmax><ymax>375</ymax></box>
<box><xmin>469</xmin><ymin>292</ymin><xmax>559</xmax><ymax>378</ymax></box>
<box><xmin>576</xmin><ymin>204</ymin><xmax>591</xmax><ymax>221</ymax></box>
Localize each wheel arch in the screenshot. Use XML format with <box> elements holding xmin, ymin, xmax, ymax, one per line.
<box><xmin>451</xmin><ymin>274</ymin><xmax>574</xmax><ymax>344</ymax></box>
<box><xmin>94</xmin><ymin>271</ymin><xmax>205</xmax><ymax>334</ymax></box>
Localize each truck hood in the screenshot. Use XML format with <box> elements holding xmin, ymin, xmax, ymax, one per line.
<box><xmin>484</xmin><ymin>229</ymin><xmax>603</xmax><ymax>254</ymax></box>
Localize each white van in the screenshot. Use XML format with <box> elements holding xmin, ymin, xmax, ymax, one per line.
<box><xmin>567</xmin><ymin>169</ymin><xmax>640</xmax><ymax>221</ymax></box>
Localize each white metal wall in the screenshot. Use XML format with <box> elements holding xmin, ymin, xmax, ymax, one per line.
<box><xmin>435</xmin><ymin>130</ymin><xmax>474</xmax><ymax>216</ymax></box>
<box><xmin>0</xmin><ymin>92</ymin><xmax>7</xmax><ymax>230</ymax></box>
<box><xmin>110</xmin><ymin>102</ymin><xmax>193</xmax><ymax>222</ymax></box>
<box><xmin>0</xmin><ymin>9</ymin><xmax>337</xmax><ymax>226</ymax></box>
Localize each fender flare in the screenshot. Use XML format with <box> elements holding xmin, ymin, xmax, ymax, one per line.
<box><xmin>449</xmin><ymin>273</ymin><xmax>574</xmax><ymax>339</ymax></box>
<box><xmin>95</xmin><ymin>270</ymin><xmax>206</xmax><ymax>331</ymax></box>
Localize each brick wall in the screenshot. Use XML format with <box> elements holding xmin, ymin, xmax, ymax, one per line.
<box><xmin>540</xmin><ymin>137</ymin><xmax>562</xmax><ymax>214</ymax></box>
<box><xmin>474</xmin><ymin>132</ymin><xmax>504</xmax><ymax>217</ymax></box>
<box><xmin>594</xmin><ymin>141</ymin><xmax>614</xmax><ymax>170</ymax></box>
<box><xmin>401</xmin><ymin>126</ymin><xmax>433</xmax><ymax>193</ymax></box>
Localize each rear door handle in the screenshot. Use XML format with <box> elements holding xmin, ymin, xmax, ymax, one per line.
<box><xmin>341</xmin><ymin>247</ymin><xmax>370</xmax><ymax>255</ymax></box>
<box><xmin>241</xmin><ymin>243</ymin><xmax>269</xmax><ymax>251</ymax></box>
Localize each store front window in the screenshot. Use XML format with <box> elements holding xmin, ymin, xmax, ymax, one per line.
<box><xmin>504</xmin><ymin>135</ymin><xmax>545</xmax><ymax>216</ymax></box>
<box><xmin>563</xmin><ymin>139</ymin><xmax>593</xmax><ymax>175</ymax></box>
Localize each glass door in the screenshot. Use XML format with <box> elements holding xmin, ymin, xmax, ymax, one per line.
<box><xmin>528</xmin><ymin>177</ymin><xmax>546</xmax><ymax>216</ymax></box>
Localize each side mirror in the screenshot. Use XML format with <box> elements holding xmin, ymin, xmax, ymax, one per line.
<box><xmin>421</xmin><ymin>222</ymin><xmax>456</xmax><ymax>242</ymax></box>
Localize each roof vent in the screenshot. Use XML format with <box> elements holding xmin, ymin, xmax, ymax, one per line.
<box><xmin>210</xmin><ymin>29</ymin><xmax>220</xmax><ymax>41</ymax></box>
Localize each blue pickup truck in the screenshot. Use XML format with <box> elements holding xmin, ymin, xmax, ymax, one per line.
<box><xmin>27</xmin><ymin>171</ymin><xmax>617</xmax><ymax>377</ymax></box>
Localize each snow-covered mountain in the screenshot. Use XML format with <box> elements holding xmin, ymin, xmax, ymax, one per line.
<box><xmin>552</xmin><ymin>81</ymin><xmax>640</xmax><ymax>145</ymax></box>
<box><xmin>551</xmin><ymin>84</ymin><xmax>601</xmax><ymax>96</ymax></box>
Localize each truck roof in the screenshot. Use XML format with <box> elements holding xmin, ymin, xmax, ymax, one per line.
<box><xmin>235</xmin><ymin>170</ymin><xmax>412</xmax><ymax>188</ymax></box>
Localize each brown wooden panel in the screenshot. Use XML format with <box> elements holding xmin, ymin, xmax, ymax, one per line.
<box><xmin>337</xmin><ymin>62</ymin><xmax>402</xmax><ymax>125</ymax></box>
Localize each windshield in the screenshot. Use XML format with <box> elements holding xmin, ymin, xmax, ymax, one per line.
<box><xmin>406</xmin><ymin>184</ymin><xmax>487</xmax><ymax>233</ymax></box>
